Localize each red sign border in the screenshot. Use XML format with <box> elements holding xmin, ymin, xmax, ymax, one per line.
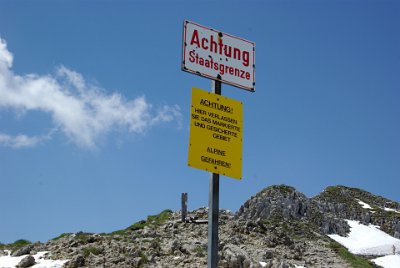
<box><xmin>182</xmin><ymin>20</ymin><xmax>256</xmax><ymax>92</ymax></box>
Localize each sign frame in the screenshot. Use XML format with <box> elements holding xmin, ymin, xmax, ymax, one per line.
<box><xmin>182</xmin><ymin>20</ymin><xmax>256</xmax><ymax>92</ymax></box>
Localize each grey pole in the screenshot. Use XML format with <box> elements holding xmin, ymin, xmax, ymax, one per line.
<box><xmin>207</xmin><ymin>79</ymin><xmax>221</xmax><ymax>268</ymax></box>
<box><xmin>181</xmin><ymin>193</ymin><xmax>188</xmax><ymax>223</ymax></box>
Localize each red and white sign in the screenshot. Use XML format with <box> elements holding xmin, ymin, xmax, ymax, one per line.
<box><xmin>182</xmin><ymin>20</ymin><xmax>255</xmax><ymax>92</ymax></box>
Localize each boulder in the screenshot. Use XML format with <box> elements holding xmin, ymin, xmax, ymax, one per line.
<box><xmin>16</xmin><ymin>255</ymin><xmax>35</xmax><ymax>268</ymax></box>
<box><xmin>11</xmin><ymin>245</ymin><xmax>33</xmax><ymax>257</ymax></box>
<box><xmin>222</xmin><ymin>244</ymin><xmax>251</xmax><ymax>268</ymax></box>
<box><xmin>64</xmin><ymin>254</ymin><xmax>85</xmax><ymax>268</ymax></box>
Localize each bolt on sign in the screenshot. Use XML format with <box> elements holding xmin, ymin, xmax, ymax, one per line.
<box><xmin>182</xmin><ymin>20</ymin><xmax>256</xmax><ymax>92</ymax></box>
<box><xmin>188</xmin><ymin>87</ymin><xmax>243</xmax><ymax>180</ymax></box>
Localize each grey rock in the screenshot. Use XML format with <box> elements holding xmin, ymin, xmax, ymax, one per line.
<box><xmin>236</xmin><ymin>185</ymin><xmax>310</xmax><ymax>222</ymax></box>
<box><xmin>361</xmin><ymin>213</ymin><xmax>371</xmax><ymax>224</ymax></box>
<box><xmin>395</xmin><ymin>222</ymin><xmax>400</xmax><ymax>233</ymax></box>
<box><xmin>130</xmin><ymin>257</ymin><xmax>143</xmax><ymax>267</ymax></box>
<box><xmin>264</xmin><ymin>250</ymin><xmax>274</xmax><ymax>259</ymax></box>
<box><xmin>321</xmin><ymin>217</ymin><xmax>349</xmax><ymax>236</ymax></box>
<box><xmin>64</xmin><ymin>254</ymin><xmax>85</xmax><ymax>268</ymax></box>
<box><xmin>222</xmin><ymin>244</ymin><xmax>251</xmax><ymax>268</ymax></box>
<box><xmin>11</xmin><ymin>245</ymin><xmax>33</xmax><ymax>257</ymax></box>
<box><xmin>394</xmin><ymin>231</ymin><xmax>400</xmax><ymax>239</ymax></box>
<box><xmin>143</xmin><ymin>226</ymin><xmax>155</xmax><ymax>237</ymax></box>
<box><xmin>169</xmin><ymin>239</ymin><xmax>182</xmax><ymax>253</ymax></box>
<box><xmin>16</xmin><ymin>255</ymin><xmax>35</xmax><ymax>268</ymax></box>
<box><xmin>278</xmin><ymin>261</ymin><xmax>290</xmax><ymax>268</ymax></box>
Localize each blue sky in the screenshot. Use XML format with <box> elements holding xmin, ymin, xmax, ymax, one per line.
<box><xmin>0</xmin><ymin>0</ymin><xmax>399</xmax><ymax>244</ymax></box>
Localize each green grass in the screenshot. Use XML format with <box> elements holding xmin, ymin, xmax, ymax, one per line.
<box><xmin>127</xmin><ymin>209</ymin><xmax>173</xmax><ymax>231</ymax></box>
<box><xmin>75</xmin><ymin>232</ymin><xmax>90</xmax><ymax>242</ymax></box>
<box><xmin>193</xmin><ymin>245</ymin><xmax>206</xmax><ymax>257</ymax></box>
<box><xmin>260</xmin><ymin>217</ymin><xmax>319</xmax><ymax>241</ymax></box>
<box><xmin>138</xmin><ymin>250</ymin><xmax>149</xmax><ymax>265</ymax></box>
<box><xmin>258</xmin><ymin>184</ymin><xmax>296</xmax><ymax>198</ymax></box>
<box><xmin>0</xmin><ymin>239</ymin><xmax>31</xmax><ymax>250</ymax></box>
<box><xmin>146</xmin><ymin>209</ymin><xmax>173</xmax><ymax>225</ymax></box>
<box><xmin>329</xmin><ymin>241</ymin><xmax>381</xmax><ymax>268</ymax></box>
<box><xmin>128</xmin><ymin>220</ymin><xmax>147</xmax><ymax>231</ymax></box>
<box><xmin>52</xmin><ymin>233</ymin><xmax>72</xmax><ymax>241</ymax></box>
<box><xmin>82</xmin><ymin>246</ymin><xmax>103</xmax><ymax>257</ymax></box>
<box><xmin>110</xmin><ymin>209</ymin><xmax>173</xmax><ymax>235</ymax></box>
<box><xmin>109</xmin><ymin>229</ymin><xmax>127</xmax><ymax>236</ymax></box>
<box><xmin>10</xmin><ymin>239</ymin><xmax>31</xmax><ymax>247</ymax></box>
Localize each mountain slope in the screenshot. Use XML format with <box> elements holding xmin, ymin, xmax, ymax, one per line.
<box><xmin>313</xmin><ymin>185</ymin><xmax>400</xmax><ymax>238</ymax></box>
<box><xmin>1</xmin><ymin>184</ymin><xmax>399</xmax><ymax>268</ymax></box>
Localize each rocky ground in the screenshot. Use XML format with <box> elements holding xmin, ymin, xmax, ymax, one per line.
<box><xmin>1</xmin><ymin>208</ymin><xmax>350</xmax><ymax>268</ymax></box>
<box><xmin>2</xmin><ymin>184</ymin><xmax>399</xmax><ymax>268</ymax></box>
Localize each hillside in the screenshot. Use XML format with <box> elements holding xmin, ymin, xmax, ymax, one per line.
<box><xmin>1</xmin><ymin>185</ymin><xmax>400</xmax><ymax>268</ymax></box>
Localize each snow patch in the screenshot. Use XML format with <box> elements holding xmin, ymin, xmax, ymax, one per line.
<box><xmin>384</xmin><ymin>207</ymin><xmax>400</xmax><ymax>214</ymax></box>
<box><xmin>0</xmin><ymin>251</ymin><xmax>67</xmax><ymax>268</ymax></box>
<box><xmin>356</xmin><ymin>199</ymin><xmax>372</xmax><ymax>209</ymax></box>
<box><xmin>372</xmin><ymin>255</ymin><xmax>400</xmax><ymax>268</ymax></box>
<box><xmin>328</xmin><ymin>220</ymin><xmax>400</xmax><ymax>255</ymax></box>
<box><xmin>329</xmin><ymin>220</ymin><xmax>400</xmax><ymax>267</ymax></box>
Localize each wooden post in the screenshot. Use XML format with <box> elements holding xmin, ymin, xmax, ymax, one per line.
<box><xmin>181</xmin><ymin>192</ymin><xmax>188</xmax><ymax>222</ymax></box>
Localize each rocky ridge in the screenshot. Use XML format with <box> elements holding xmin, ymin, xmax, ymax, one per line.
<box><xmin>237</xmin><ymin>185</ymin><xmax>400</xmax><ymax>239</ymax></box>
<box><xmin>1</xmin><ymin>185</ymin><xmax>399</xmax><ymax>268</ymax></box>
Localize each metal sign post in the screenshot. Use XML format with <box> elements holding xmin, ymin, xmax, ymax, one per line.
<box><xmin>207</xmin><ymin>80</ymin><xmax>221</xmax><ymax>268</ymax></box>
<box><xmin>183</xmin><ymin>20</ymin><xmax>255</xmax><ymax>268</ymax></box>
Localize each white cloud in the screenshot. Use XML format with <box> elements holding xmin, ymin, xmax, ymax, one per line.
<box><xmin>0</xmin><ymin>39</ymin><xmax>13</xmax><ymax>68</ymax></box>
<box><xmin>0</xmin><ymin>132</ymin><xmax>52</xmax><ymax>148</ymax></box>
<box><xmin>0</xmin><ymin>38</ymin><xmax>182</xmax><ymax>149</ymax></box>
<box><xmin>0</xmin><ymin>133</ymin><xmax>37</xmax><ymax>148</ymax></box>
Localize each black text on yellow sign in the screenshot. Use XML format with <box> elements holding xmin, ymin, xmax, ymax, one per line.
<box><xmin>188</xmin><ymin>87</ymin><xmax>243</xmax><ymax>180</ymax></box>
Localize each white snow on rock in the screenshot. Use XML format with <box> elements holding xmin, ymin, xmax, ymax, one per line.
<box><xmin>356</xmin><ymin>199</ymin><xmax>373</xmax><ymax>209</ymax></box>
<box><xmin>329</xmin><ymin>220</ymin><xmax>400</xmax><ymax>255</ymax></box>
<box><xmin>383</xmin><ymin>207</ymin><xmax>400</xmax><ymax>214</ymax></box>
<box><xmin>329</xmin><ymin>220</ymin><xmax>400</xmax><ymax>268</ymax></box>
<box><xmin>0</xmin><ymin>251</ymin><xmax>67</xmax><ymax>268</ymax></box>
<box><xmin>372</xmin><ymin>255</ymin><xmax>400</xmax><ymax>268</ymax></box>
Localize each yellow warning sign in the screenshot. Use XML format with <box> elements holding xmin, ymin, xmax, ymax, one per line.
<box><xmin>188</xmin><ymin>87</ymin><xmax>243</xmax><ymax>180</ymax></box>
